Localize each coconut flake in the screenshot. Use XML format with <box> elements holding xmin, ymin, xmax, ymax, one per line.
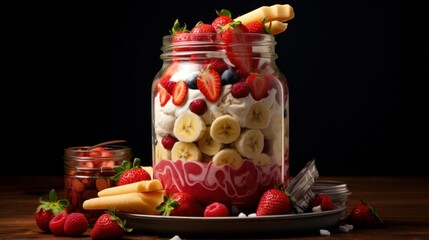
<box><xmin>320</xmin><ymin>229</ymin><xmax>331</xmax><ymax>236</ymax></box>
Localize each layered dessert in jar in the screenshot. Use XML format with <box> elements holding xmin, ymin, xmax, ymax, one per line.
<box><xmin>152</xmin><ymin>4</ymin><xmax>293</xmax><ymax>211</ymax></box>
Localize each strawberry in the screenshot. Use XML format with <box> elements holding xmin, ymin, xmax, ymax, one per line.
<box><xmin>170</xmin><ymin>19</ymin><xmax>191</xmax><ymax>52</ymax></box>
<box><xmin>90</xmin><ymin>208</ymin><xmax>132</xmax><ymax>240</ymax></box>
<box><xmin>256</xmin><ymin>186</ymin><xmax>294</xmax><ymax>216</ymax></box>
<box><xmin>49</xmin><ymin>212</ymin><xmax>68</xmax><ymax>236</ymax></box>
<box><xmin>197</xmin><ymin>68</ymin><xmax>221</xmax><ymax>102</ymax></box>
<box><xmin>162</xmin><ymin>80</ymin><xmax>177</xmax><ymax>95</ymax></box>
<box><xmin>347</xmin><ymin>199</ymin><xmax>383</xmax><ymax>228</ymax></box>
<box><xmin>204</xmin><ymin>202</ymin><xmax>230</xmax><ymax>217</ymax></box>
<box><xmin>211</xmin><ymin>9</ymin><xmax>233</xmax><ymax>33</ymax></box>
<box><xmin>34</xmin><ymin>189</ymin><xmax>69</xmax><ymax>232</ymax></box>
<box><xmin>64</xmin><ymin>212</ymin><xmax>88</xmax><ymax>237</ymax></box>
<box><xmin>245</xmin><ymin>17</ymin><xmax>270</xmax><ymax>34</ymax></box>
<box><xmin>157</xmin><ymin>83</ymin><xmax>171</xmax><ymax>107</ymax></box>
<box><xmin>111</xmin><ymin>157</ymin><xmax>151</xmax><ymax>186</ymax></box>
<box><xmin>190</xmin><ymin>21</ymin><xmax>216</xmax><ymax>42</ymax></box>
<box><xmin>221</xmin><ymin>21</ymin><xmax>254</xmax><ymax>74</ymax></box>
<box><xmin>172</xmin><ymin>80</ymin><xmax>188</xmax><ymax>106</ymax></box>
<box><xmin>157</xmin><ymin>192</ymin><xmax>204</xmax><ymax>217</ymax></box>
<box><xmin>246</xmin><ymin>72</ymin><xmax>270</xmax><ymax>100</ymax></box>
<box><xmin>310</xmin><ymin>193</ymin><xmax>334</xmax><ymax>211</ymax></box>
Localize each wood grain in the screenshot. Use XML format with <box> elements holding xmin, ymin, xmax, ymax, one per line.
<box><xmin>1</xmin><ymin>176</ymin><xmax>428</xmax><ymax>239</ymax></box>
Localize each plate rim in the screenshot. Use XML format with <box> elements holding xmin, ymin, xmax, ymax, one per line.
<box><xmin>118</xmin><ymin>206</ymin><xmax>346</xmax><ymax>222</ymax></box>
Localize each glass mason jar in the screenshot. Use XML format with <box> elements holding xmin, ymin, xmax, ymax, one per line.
<box><xmin>64</xmin><ymin>144</ymin><xmax>132</xmax><ymax>223</ymax></box>
<box><xmin>151</xmin><ymin>32</ymin><xmax>289</xmax><ymax>211</ymax></box>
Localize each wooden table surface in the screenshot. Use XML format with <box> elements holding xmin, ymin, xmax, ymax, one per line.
<box><xmin>0</xmin><ymin>176</ymin><xmax>428</xmax><ymax>239</ymax></box>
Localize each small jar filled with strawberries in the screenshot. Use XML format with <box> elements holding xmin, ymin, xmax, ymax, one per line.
<box><xmin>152</xmin><ymin>8</ymin><xmax>293</xmax><ymax>212</ymax></box>
<box><xmin>63</xmin><ymin>143</ymin><xmax>132</xmax><ymax>223</ymax></box>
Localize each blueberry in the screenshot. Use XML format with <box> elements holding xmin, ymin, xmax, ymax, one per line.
<box><xmin>221</xmin><ymin>69</ymin><xmax>238</xmax><ymax>86</ymax></box>
<box><xmin>186</xmin><ymin>72</ymin><xmax>199</xmax><ymax>89</ymax></box>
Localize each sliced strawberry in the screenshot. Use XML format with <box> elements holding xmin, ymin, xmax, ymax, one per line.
<box><xmin>157</xmin><ymin>83</ymin><xmax>171</xmax><ymax>107</ymax></box>
<box><xmin>162</xmin><ymin>80</ymin><xmax>177</xmax><ymax>95</ymax></box>
<box><xmin>197</xmin><ymin>68</ymin><xmax>221</xmax><ymax>102</ymax></box>
<box><xmin>172</xmin><ymin>80</ymin><xmax>188</xmax><ymax>106</ymax></box>
<box><xmin>246</xmin><ymin>72</ymin><xmax>270</xmax><ymax>101</ymax></box>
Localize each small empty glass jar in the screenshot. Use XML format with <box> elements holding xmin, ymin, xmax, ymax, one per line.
<box><xmin>64</xmin><ymin>144</ymin><xmax>132</xmax><ymax>223</ymax></box>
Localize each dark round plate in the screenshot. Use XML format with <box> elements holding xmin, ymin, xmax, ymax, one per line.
<box><xmin>117</xmin><ymin>207</ymin><xmax>346</xmax><ymax>237</ymax></box>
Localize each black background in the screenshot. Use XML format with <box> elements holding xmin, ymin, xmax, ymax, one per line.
<box><xmin>6</xmin><ymin>1</ymin><xmax>426</xmax><ymax>177</ymax></box>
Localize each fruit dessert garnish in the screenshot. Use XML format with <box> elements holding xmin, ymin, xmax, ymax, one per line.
<box><xmin>347</xmin><ymin>199</ymin><xmax>383</xmax><ymax>228</ymax></box>
<box><xmin>34</xmin><ymin>189</ymin><xmax>69</xmax><ymax>233</ymax></box>
<box><xmin>152</xmin><ymin>4</ymin><xmax>294</xmax><ymax>210</ymax></box>
<box><xmin>256</xmin><ymin>184</ymin><xmax>295</xmax><ymax>216</ymax></box>
<box><xmin>111</xmin><ymin>157</ymin><xmax>152</xmax><ymax>186</ymax></box>
<box><xmin>90</xmin><ymin>208</ymin><xmax>133</xmax><ymax>240</ymax></box>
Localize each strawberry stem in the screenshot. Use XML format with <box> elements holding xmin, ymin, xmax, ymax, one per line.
<box><xmin>36</xmin><ymin>189</ymin><xmax>69</xmax><ymax>215</ymax></box>
<box><xmin>156</xmin><ymin>193</ymin><xmax>179</xmax><ymax>216</ymax></box>
<box><xmin>107</xmin><ymin>208</ymin><xmax>133</xmax><ymax>233</ymax></box>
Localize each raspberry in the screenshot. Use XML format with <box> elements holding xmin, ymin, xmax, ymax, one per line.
<box><xmin>49</xmin><ymin>212</ymin><xmax>68</xmax><ymax>236</ymax></box>
<box><xmin>64</xmin><ymin>212</ymin><xmax>89</xmax><ymax>237</ymax></box>
<box><xmin>161</xmin><ymin>135</ymin><xmax>178</xmax><ymax>150</ymax></box>
<box><xmin>231</xmin><ymin>82</ymin><xmax>249</xmax><ymax>98</ymax></box>
<box><xmin>204</xmin><ymin>202</ymin><xmax>230</xmax><ymax>217</ymax></box>
<box><xmin>189</xmin><ymin>99</ymin><xmax>208</xmax><ymax>115</ymax></box>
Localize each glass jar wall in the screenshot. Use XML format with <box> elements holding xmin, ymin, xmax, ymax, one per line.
<box><xmin>151</xmin><ymin>32</ymin><xmax>289</xmax><ymax>211</ymax></box>
<box><xmin>64</xmin><ymin>144</ymin><xmax>132</xmax><ymax>223</ymax></box>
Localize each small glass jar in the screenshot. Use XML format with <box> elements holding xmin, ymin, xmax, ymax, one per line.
<box><xmin>151</xmin><ymin>32</ymin><xmax>289</xmax><ymax>211</ymax></box>
<box><xmin>64</xmin><ymin>144</ymin><xmax>132</xmax><ymax>223</ymax></box>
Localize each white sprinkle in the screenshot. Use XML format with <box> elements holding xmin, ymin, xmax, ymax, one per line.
<box><xmin>170</xmin><ymin>235</ymin><xmax>182</xmax><ymax>240</ymax></box>
<box><xmin>247</xmin><ymin>213</ymin><xmax>257</xmax><ymax>217</ymax></box>
<box><xmin>339</xmin><ymin>225</ymin><xmax>349</xmax><ymax>232</ymax></box>
<box><xmin>312</xmin><ymin>205</ymin><xmax>322</xmax><ymax>212</ymax></box>
<box><xmin>320</xmin><ymin>229</ymin><xmax>331</xmax><ymax>236</ymax></box>
<box><xmin>238</xmin><ymin>212</ymin><xmax>247</xmax><ymax>217</ymax></box>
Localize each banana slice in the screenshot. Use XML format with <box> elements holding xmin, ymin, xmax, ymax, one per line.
<box><xmin>171</xmin><ymin>141</ymin><xmax>202</xmax><ymax>161</ymax></box>
<box><xmin>233</xmin><ymin>129</ymin><xmax>264</xmax><ymax>159</ymax></box>
<box><xmin>210</xmin><ymin>115</ymin><xmax>241</xmax><ymax>144</ymax></box>
<box><xmin>212</xmin><ymin>148</ymin><xmax>244</xmax><ymax>169</ymax></box>
<box><xmin>154</xmin><ymin>142</ymin><xmax>171</xmax><ymax>163</ymax></box>
<box><xmin>252</xmin><ymin>153</ymin><xmax>272</xmax><ymax>167</ymax></box>
<box><xmin>262</xmin><ymin>114</ymin><xmax>283</xmax><ymax>140</ymax></box>
<box><xmin>246</xmin><ymin>102</ymin><xmax>271</xmax><ymax>129</ymax></box>
<box><xmin>197</xmin><ymin>127</ymin><xmax>224</xmax><ymax>156</ymax></box>
<box><xmin>268</xmin><ymin>137</ymin><xmax>284</xmax><ymax>164</ymax></box>
<box><xmin>173</xmin><ymin>111</ymin><xmax>206</xmax><ymax>142</ymax></box>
